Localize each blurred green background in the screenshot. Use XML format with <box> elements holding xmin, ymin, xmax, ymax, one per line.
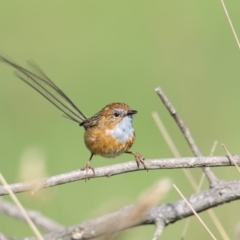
<box><xmin>1</xmin><ymin>1</ymin><xmax>240</xmax><ymax>239</ymax></box>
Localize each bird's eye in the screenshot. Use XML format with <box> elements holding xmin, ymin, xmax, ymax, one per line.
<box><xmin>113</xmin><ymin>112</ymin><xmax>120</xmax><ymax>117</ymax></box>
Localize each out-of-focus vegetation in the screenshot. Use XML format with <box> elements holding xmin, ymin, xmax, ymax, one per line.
<box><xmin>0</xmin><ymin>1</ymin><xmax>240</xmax><ymax>239</ymax></box>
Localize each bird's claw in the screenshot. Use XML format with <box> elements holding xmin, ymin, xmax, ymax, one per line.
<box><xmin>81</xmin><ymin>162</ymin><xmax>95</xmax><ymax>181</ymax></box>
<box><xmin>133</xmin><ymin>152</ymin><xmax>148</xmax><ymax>171</ymax></box>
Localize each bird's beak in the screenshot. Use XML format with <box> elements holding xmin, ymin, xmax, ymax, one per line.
<box><xmin>127</xmin><ymin>109</ymin><xmax>138</xmax><ymax>116</ymax></box>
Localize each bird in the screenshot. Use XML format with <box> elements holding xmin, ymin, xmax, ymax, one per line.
<box><xmin>0</xmin><ymin>55</ymin><xmax>147</xmax><ymax>178</ymax></box>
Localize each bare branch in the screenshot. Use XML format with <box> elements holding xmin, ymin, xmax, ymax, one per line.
<box><xmin>155</xmin><ymin>87</ymin><xmax>219</xmax><ymax>186</ymax></box>
<box><xmin>0</xmin><ymin>198</ymin><xmax>64</xmax><ymax>232</ymax></box>
<box><xmin>152</xmin><ymin>219</ymin><xmax>165</xmax><ymax>240</ymax></box>
<box><xmin>22</xmin><ymin>179</ymin><xmax>240</xmax><ymax>240</ymax></box>
<box><xmin>173</xmin><ymin>184</ymin><xmax>217</xmax><ymax>240</ymax></box>
<box><xmin>0</xmin><ymin>173</ymin><xmax>44</xmax><ymax>240</ymax></box>
<box><xmin>0</xmin><ymin>233</ymin><xmax>12</xmax><ymax>240</ymax></box>
<box><xmin>0</xmin><ymin>156</ymin><xmax>237</xmax><ymax>196</ymax></box>
<box><xmin>152</xmin><ymin>111</ymin><xmax>199</xmax><ymax>190</ymax></box>
<box><xmin>222</xmin><ymin>144</ymin><xmax>240</xmax><ymax>173</ymax></box>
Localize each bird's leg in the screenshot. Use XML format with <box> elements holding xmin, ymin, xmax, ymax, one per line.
<box><xmin>81</xmin><ymin>153</ymin><xmax>95</xmax><ymax>181</ymax></box>
<box><xmin>125</xmin><ymin>151</ymin><xmax>148</xmax><ymax>171</ymax></box>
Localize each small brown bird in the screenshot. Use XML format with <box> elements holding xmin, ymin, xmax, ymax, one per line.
<box><xmin>0</xmin><ymin>56</ymin><xmax>147</xmax><ymax>178</ymax></box>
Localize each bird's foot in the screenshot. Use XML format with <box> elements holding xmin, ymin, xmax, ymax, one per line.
<box><xmin>81</xmin><ymin>161</ymin><xmax>95</xmax><ymax>181</ymax></box>
<box><xmin>132</xmin><ymin>152</ymin><xmax>148</xmax><ymax>171</ymax></box>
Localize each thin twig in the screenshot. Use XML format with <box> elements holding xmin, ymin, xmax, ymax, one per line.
<box><xmin>173</xmin><ymin>184</ymin><xmax>217</xmax><ymax>240</ymax></box>
<box><xmin>181</xmin><ymin>141</ymin><xmax>230</xmax><ymax>240</ymax></box>
<box><xmin>0</xmin><ymin>173</ymin><xmax>44</xmax><ymax>240</ymax></box>
<box><xmin>207</xmin><ymin>210</ymin><xmax>230</xmax><ymax>240</ymax></box>
<box><xmin>220</xmin><ymin>0</ymin><xmax>240</xmax><ymax>50</ymax></box>
<box><xmin>152</xmin><ymin>219</ymin><xmax>165</xmax><ymax>240</ymax></box>
<box><xmin>210</xmin><ymin>141</ymin><xmax>218</xmax><ymax>157</ymax></box>
<box><xmin>155</xmin><ymin>87</ymin><xmax>219</xmax><ymax>186</ymax></box>
<box><xmin>204</xmin><ymin>142</ymin><xmax>230</xmax><ymax>240</ymax></box>
<box><xmin>152</xmin><ymin>111</ymin><xmax>198</xmax><ymax>189</ymax></box>
<box><xmin>181</xmin><ymin>218</ymin><xmax>190</xmax><ymax>240</ymax></box>
<box><xmin>152</xmin><ymin>112</ymin><xmax>181</xmax><ymax>157</ymax></box>
<box><xmin>151</xmin><ymin>119</ymin><xmax>220</xmax><ymax>240</ymax></box>
<box><xmin>0</xmin><ymin>156</ymin><xmax>238</xmax><ymax>196</ymax></box>
<box><xmin>181</xmin><ymin>142</ymin><xmax>218</xmax><ymax>239</ymax></box>
<box><xmin>222</xmin><ymin>144</ymin><xmax>240</xmax><ymax>173</ymax></box>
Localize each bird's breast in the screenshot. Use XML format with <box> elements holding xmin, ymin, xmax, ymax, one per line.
<box><xmin>105</xmin><ymin>116</ymin><xmax>134</xmax><ymax>143</ymax></box>
<box><xmin>84</xmin><ymin>116</ymin><xmax>135</xmax><ymax>158</ymax></box>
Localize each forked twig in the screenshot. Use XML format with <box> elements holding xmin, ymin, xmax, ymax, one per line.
<box><xmin>181</xmin><ymin>141</ymin><xmax>230</xmax><ymax>240</ymax></box>
<box><xmin>153</xmin><ymin>112</ymin><xmax>230</xmax><ymax>240</ymax></box>
<box><xmin>155</xmin><ymin>87</ymin><xmax>219</xmax><ymax>186</ymax></box>
<box><xmin>40</xmin><ymin>179</ymin><xmax>240</xmax><ymax>240</ymax></box>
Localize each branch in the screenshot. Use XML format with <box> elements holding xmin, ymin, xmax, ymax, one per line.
<box><xmin>152</xmin><ymin>219</ymin><xmax>165</xmax><ymax>240</ymax></box>
<box><xmin>0</xmin><ymin>155</ymin><xmax>237</xmax><ymax>196</ymax></box>
<box><xmin>0</xmin><ymin>233</ymin><xmax>13</xmax><ymax>240</ymax></box>
<box><xmin>155</xmin><ymin>87</ymin><xmax>219</xmax><ymax>186</ymax></box>
<box><xmin>22</xmin><ymin>179</ymin><xmax>240</xmax><ymax>240</ymax></box>
<box><xmin>0</xmin><ymin>198</ymin><xmax>64</xmax><ymax>232</ymax></box>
